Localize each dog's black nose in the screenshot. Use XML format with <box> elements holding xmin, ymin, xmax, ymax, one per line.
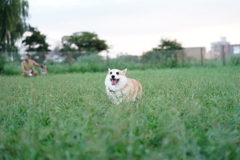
<box><xmin>111</xmin><ymin>75</ymin><xmax>115</xmax><ymax>79</ymax></box>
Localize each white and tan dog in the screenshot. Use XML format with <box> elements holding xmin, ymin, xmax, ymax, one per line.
<box><xmin>40</xmin><ymin>65</ymin><xmax>48</xmax><ymax>75</ymax></box>
<box><xmin>105</xmin><ymin>68</ymin><xmax>142</xmax><ymax>105</ymax></box>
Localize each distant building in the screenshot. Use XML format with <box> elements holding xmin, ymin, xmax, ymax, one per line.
<box><xmin>207</xmin><ymin>37</ymin><xmax>231</xmax><ymax>59</ymax></box>
<box><xmin>227</xmin><ymin>44</ymin><xmax>240</xmax><ymax>58</ymax></box>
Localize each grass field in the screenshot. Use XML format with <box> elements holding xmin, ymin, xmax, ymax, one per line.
<box><xmin>0</xmin><ymin>67</ymin><xmax>240</xmax><ymax>160</ymax></box>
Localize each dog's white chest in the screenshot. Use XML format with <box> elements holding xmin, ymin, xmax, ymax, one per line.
<box><xmin>106</xmin><ymin>88</ymin><xmax>125</xmax><ymax>105</ymax></box>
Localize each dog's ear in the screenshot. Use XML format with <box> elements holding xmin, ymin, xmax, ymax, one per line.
<box><xmin>108</xmin><ymin>68</ymin><xmax>110</xmax><ymax>72</ymax></box>
<box><xmin>122</xmin><ymin>68</ymin><xmax>127</xmax><ymax>75</ymax></box>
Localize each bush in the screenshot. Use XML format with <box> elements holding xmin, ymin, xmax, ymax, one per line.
<box><xmin>143</xmin><ymin>50</ymin><xmax>178</xmax><ymax>68</ymax></box>
<box><xmin>109</xmin><ymin>56</ymin><xmax>142</xmax><ymax>70</ymax></box>
<box><xmin>73</xmin><ymin>54</ymin><xmax>106</xmax><ymax>72</ymax></box>
<box><xmin>2</xmin><ymin>62</ymin><xmax>21</xmax><ymax>75</ymax></box>
<box><xmin>229</xmin><ymin>56</ymin><xmax>240</xmax><ymax>66</ymax></box>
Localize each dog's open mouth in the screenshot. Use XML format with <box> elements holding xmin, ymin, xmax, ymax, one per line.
<box><xmin>110</xmin><ymin>79</ymin><xmax>119</xmax><ymax>85</ymax></box>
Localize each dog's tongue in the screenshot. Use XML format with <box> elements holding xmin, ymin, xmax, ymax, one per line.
<box><xmin>111</xmin><ymin>79</ymin><xmax>117</xmax><ymax>85</ymax></box>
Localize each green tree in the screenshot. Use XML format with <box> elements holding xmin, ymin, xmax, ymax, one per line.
<box><xmin>143</xmin><ymin>38</ymin><xmax>183</xmax><ymax>68</ymax></box>
<box><xmin>22</xmin><ymin>26</ymin><xmax>50</xmax><ymax>52</ymax></box>
<box><xmin>61</xmin><ymin>32</ymin><xmax>109</xmax><ymax>53</ymax></box>
<box><xmin>22</xmin><ymin>26</ymin><xmax>50</xmax><ymax>63</ymax></box>
<box><xmin>0</xmin><ymin>0</ymin><xmax>29</xmax><ymax>52</ymax></box>
<box><xmin>153</xmin><ymin>38</ymin><xmax>183</xmax><ymax>51</ymax></box>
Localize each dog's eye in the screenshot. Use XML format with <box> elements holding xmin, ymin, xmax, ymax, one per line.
<box><xmin>116</xmin><ymin>72</ymin><xmax>119</xmax><ymax>75</ymax></box>
<box><xmin>110</xmin><ymin>72</ymin><xmax>112</xmax><ymax>75</ymax></box>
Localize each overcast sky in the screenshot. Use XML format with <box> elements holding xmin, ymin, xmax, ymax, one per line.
<box><xmin>27</xmin><ymin>0</ymin><xmax>240</xmax><ymax>56</ymax></box>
